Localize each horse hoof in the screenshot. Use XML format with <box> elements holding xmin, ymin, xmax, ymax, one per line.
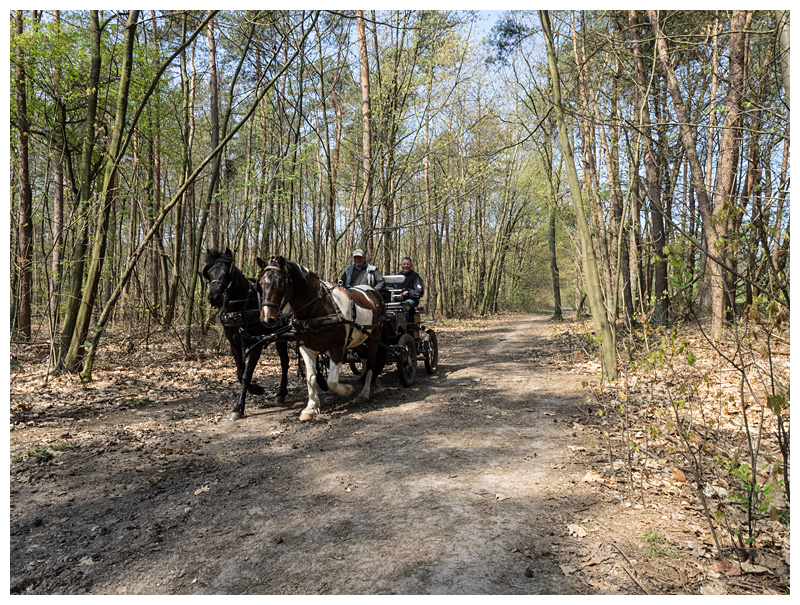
<box><xmin>229</xmin><ymin>412</ymin><xmax>243</xmax><ymax>422</ymax></box>
<box><xmin>274</xmin><ymin>395</ymin><xmax>286</xmax><ymax>405</ymax></box>
<box><xmin>299</xmin><ymin>411</ymin><xmax>316</xmax><ymax>422</ymax></box>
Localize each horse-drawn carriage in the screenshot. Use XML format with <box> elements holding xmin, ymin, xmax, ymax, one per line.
<box><xmin>345</xmin><ymin>273</ymin><xmax>438</xmax><ymax>387</ymax></box>
<box><xmin>203</xmin><ymin>250</ymin><xmax>438</xmax><ymax>421</ymax></box>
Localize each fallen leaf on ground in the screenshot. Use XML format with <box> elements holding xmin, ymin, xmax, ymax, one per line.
<box><xmin>740</xmin><ymin>562</ymin><xmax>771</xmax><ymax>574</ymax></box>
<box><xmin>194</xmin><ymin>484</ymin><xmax>210</xmax><ymax>495</ymax></box>
<box><xmin>559</xmin><ymin>563</ymin><xmax>578</xmax><ymax>576</ymax></box>
<box><xmin>672</xmin><ymin>467</ymin><xmax>687</xmax><ymax>482</ymax></box>
<box><xmin>567</xmin><ymin>524</ymin><xmax>587</xmax><ymax>537</ymax></box>
<box><xmin>703</xmin><ymin>485</ymin><xmax>728</xmax><ymax>498</ymax></box>
<box><xmin>712</xmin><ymin>559</ymin><xmax>742</xmax><ymax>576</ymax></box>
<box><xmin>581</xmin><ymin>546</ymin><xmax>614</xmax><ymax>567</ymax></box>
<box><xmin>699</xmin><ymin>582</ymin><xmax>727</xmax><ymax>595</ymax></box>
<box><xmin>588</xmin><ymin>578</ymin><xmax>619</xmax><ymax>592</ymax></box>
<box><xmin>583</xmin><ymin>469</ymin><xmax>604</xmax><ymax>483</ymax></box>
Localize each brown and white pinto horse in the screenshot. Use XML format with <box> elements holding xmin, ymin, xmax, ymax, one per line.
<box><xmin>257</xmin><ymin>256</ymin><xmax>386</xmax><ymax>421</ymax></box>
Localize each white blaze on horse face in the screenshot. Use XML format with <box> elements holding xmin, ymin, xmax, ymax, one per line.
<box><xmin>262</xmin><ymin>304</ymin><xmax>280</xmax><ymax>325</ymax></box>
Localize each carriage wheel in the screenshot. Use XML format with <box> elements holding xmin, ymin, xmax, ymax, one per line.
<box><xmin>397</xmin><ymin>334</ymin><xmax>417</xmax><ymax>387</ymax></box>
<box><xmin>424</xmin><ymin>329</ymin><xmax>439</xmax><ymax>375</ymax></box>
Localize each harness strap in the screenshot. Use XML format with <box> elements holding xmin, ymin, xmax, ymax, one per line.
<box><xmin>220</xmin><ymin>308</ymin><xmax>262</xmax><ymax>327</ymax></box>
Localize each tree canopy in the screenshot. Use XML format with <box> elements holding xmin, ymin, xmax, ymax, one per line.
<box><xmin>9</xmin><ymin>10</ymin><xmax>789</xmax><ymax>382</ymax></box>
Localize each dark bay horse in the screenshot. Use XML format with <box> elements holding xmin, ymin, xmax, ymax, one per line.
<box><xmin>257</xmin><ymin>255</ymin><xmax>386</xmax><ymax>421</ymax></box>
<box><xmin>203</xmin><ymin>249</ymin><xmax>290</xmax><ymax>421</ymax></box>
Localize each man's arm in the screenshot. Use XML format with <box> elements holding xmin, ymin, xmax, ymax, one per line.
<box><xmin>411</xmin><ymin>273</ymin><xmax>424</xmax><ymax>299</ymax></box>
<box><xmin>373</xmin><ymin>269</ymin><xmax>385</xmax><ymax>292</ymax></box>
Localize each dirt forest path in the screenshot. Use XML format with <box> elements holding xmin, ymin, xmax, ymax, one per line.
<box><xmin>12</xmin><ymin>314</ymin><xmax>677</xmax><ymax>595</ymax></box>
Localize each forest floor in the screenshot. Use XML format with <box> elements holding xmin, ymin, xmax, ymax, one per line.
<box><xmin>9</xmin><ymin>313</ymin><xmax>789</xmax><ymax>595</ymax></box>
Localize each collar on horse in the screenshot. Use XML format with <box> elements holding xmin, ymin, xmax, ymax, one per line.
<box><xmin>220</xmin><ymin>307</ymin><xmax>262</xmax><ymax>327</ymax></box>
<box><xmin>217</xmin><ymin>273</ymin><xmax>265</xmax><ymax>331</ymax></box>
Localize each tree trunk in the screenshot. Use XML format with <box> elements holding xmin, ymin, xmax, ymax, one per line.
<box><xmin>540</xmin><ymin>9</ymin><xmax>617</xmax><ymax>380</ymax></box>
<box><xmin>571</xmin><ymin>12</ymin><xmax>613</xmax><ymax>310</ymax></box>
<box><xmin>775</xmin><ymin>10</ymin><xmax>790</xmax><ymax>110</ymax></box>
<box><xmin>207</xmin><ymin>13</ymin><xmax>221</xmax><ymax>251</ymax></box>
<box><xmin>549</xmin><ymin>205</ymin><xmax>562</xmax><ymax>320</ymax></box>
<box><xmin>356</xmin><ymin>10</ymin><xmax>373</xmax><ymax>256</ymax></box>
<box><xmin>48</xmin><ymin>10</ymin><xmax>66</xmax><ymax>363</ymax></box>
<box><xmin>648</xmin><ymin>9</ymin><xmax>728</xmax><ymax>340</ymax></box>
<box><xmin>711</xmin><ymin>10</ymin><xmax>749</xmax><ymax>324</ymax></box>
<box><xmin>14</xmin><ymin>10</ymin><xmax>33</xmax><ymax>341</ymax></box>
<box><xmin>424</xmin><ymin>72</ymin><xmax>437</xmax><ymax>314</ymax></box>
<box><xmin>629</xmin><ymin>10</ymin><xmax>668</xmax><ymax>325</ymax></box>
<box><xmin>64</xmin><ymin>10</ymin><xmax>139</xmax><ymax>372</ymax></box>
<box><xmin>57</xmin><ymin>10</ymin><xmax>102</xmax><ymax>370</ymax></box>
<box><xmin>165</xmin><ymin>15</ymin><xmax>196</xmax><ymax>327</ymax></box>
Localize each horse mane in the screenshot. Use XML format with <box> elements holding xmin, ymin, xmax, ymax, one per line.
<box><xmin>204</xmin><ymin>248</ymin><xmax>233</xmax><ymax>267</ymax></box>
<box><xmin>205</xmin><ymin>248</ymin><xmax>250</xmax><ymax>285</ymax></box>
<box><xmin>275</xmin><ymin>257</ymin><xmax>322</xmax><ymax>296</ymax></box>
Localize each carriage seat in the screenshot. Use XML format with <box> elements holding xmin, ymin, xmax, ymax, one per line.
<box><xmin>382</xmin><ymin>274</ymin><xmax>423</xmax><ymax>317</ymax></box>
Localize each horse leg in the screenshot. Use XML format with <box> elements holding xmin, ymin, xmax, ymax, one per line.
<box><xmin>355</xmin><ymin>329</ymin><xmax>382</xmax><ymax>403</ymax></box>
<box><xmin>275</xmin><ymin>340</ymin><xmax>289</xmax><ymax>404</ymax></box>
<box><xmin>230</xmin><ymin>332</ymin><xmax>246</xmax><ymax>385</ymax></box>
<box><xmin>243</xmin><ymin>333</ymin><xmax>264</xmax><ymax>395</ymax></box>
<box><xmin>355</xmin><ymin>368</ymin><xmax>373</xmax><ymax>403</ymax></box>
<box><xmin>231</xmin><ymin>332</ymin><xmax>263</xmax><ymax>396</ymax></box>
<box><xmin>298</xmin><ymin>347</ymin><xmax>322</xmax><ymax>421</ymax></box>
<box><xmin>230</xmin><ymin>344</ymin><xmax>262</xmax><ymax>421</ymax></box>
<box><xmin>228</xmin><ymin>334</ymin><xmax>247</xmax><ymax>421</ymax></box>
<box><xmin>325</xmin><ymin>353</ymin><xmax>356</xmax><ymax>398</ymax></box>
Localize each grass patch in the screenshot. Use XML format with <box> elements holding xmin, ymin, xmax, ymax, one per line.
<box><xmin>640</xmin><ymin>529</ymin><xmax>677</xmax><ymax>558</ymax></box>
<box><xmin>12</xmin><ymin>443</ymin><xmax>75</xmax><ymax>463</ymax></box>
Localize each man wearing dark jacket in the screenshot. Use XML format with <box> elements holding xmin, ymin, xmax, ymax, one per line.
<box><xmin>397</xmin><ymin>257</ymin><xmax>424</xmax><ymax>323</ymax></box>
<box><xmin>340</xmin><ymin>248</ymin><xmax>384</xmax><ymax>292</ymax></box>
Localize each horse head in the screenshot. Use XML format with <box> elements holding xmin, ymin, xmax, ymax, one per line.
<box><xmin>257</xmin><ymin>255</ymin><xmax>293</xmax><ymax>327</ymax></box>
<box><xmin>203</xmin><ymin>247</ymin><xmax>235</xmax><ymax>308</ymax></box>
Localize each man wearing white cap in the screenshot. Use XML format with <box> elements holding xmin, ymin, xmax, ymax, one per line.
<box><xmin>340</xmin><ymin>248</ymin><xmax>384</xmax><ymax>292</ymax></box>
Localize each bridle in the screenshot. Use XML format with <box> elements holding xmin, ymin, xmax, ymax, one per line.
<box><xmin>207</xmin><ymin>258</ymin><xmax>257</xmax><ymax>313</ymax></box>
<box><xmin>258</xmin><ymin>264</ymin><xmax>292</xmax><ymax>315</ymax></box>
<box><xmin>258</xmin><ymin>262</ymin><xmax>337</xmax><ymax>323</ymax></box>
